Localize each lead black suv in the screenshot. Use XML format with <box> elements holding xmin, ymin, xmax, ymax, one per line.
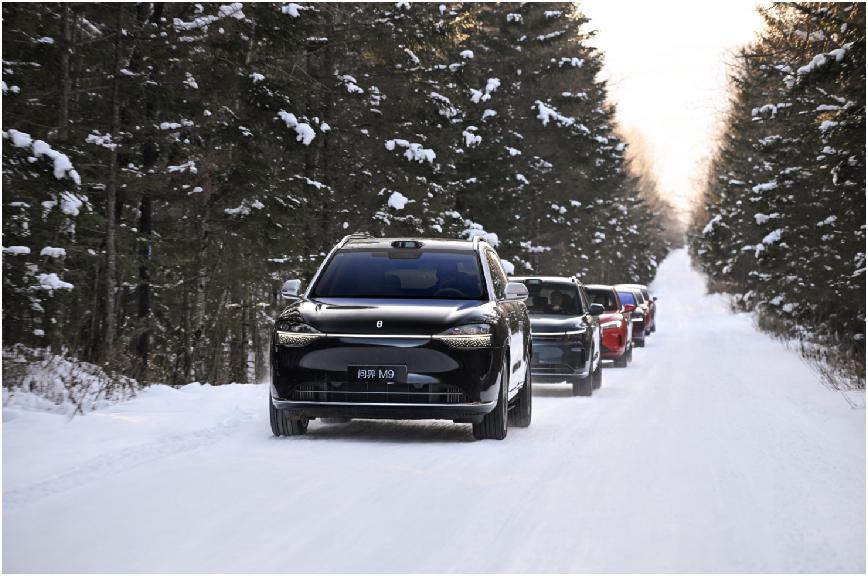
<box><xmin>270</xmin><ymin>234</ymin><xmax>533</xmax><ymax>440</ymax></box>
<box><xmin>509</xmin><ymin>276</ymin><xmax>604</xmax><ymax>396</ymax></box>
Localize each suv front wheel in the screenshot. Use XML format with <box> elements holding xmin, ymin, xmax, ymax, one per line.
<box><xmin>270</xmin><ymin>396</ymin><xmax>309</xmax><ymax>436</ymax></box>
<box><xmin>473</xmin><ymin>358</ymin><xmax>509</xmax><ymax>440</ymax></box>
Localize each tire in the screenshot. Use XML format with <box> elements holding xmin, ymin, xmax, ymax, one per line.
<box><xmin>571</xmin><ymin>374</ymin><xmax>593</xmax><ymax>396</ymax></box>
<box><xmin>592</xmin><ymin>361</ymin><xmax>603</xmax><ymax>389</ymax></box>
<box><xmin>269</xmin><ymin>395</ymin><xmax>309</xmax><ymax>436</ymax></box>
<box><xmin>509</xmin><ymin>369</ymin><xmax>532</xmax><ymax>428</ymax></box>
<box><xmin>651</xmin><ymin>322</ymin><xmax>656</xmax><ymax>333</ymax></box>
<box><xmin>635</xmin><ymin>339</ymin><xmax>645</xmax><ymax>348</ymax></box>
<box><xmin>626</xmin><ymin>342</ymin><xmax>633</xmax><ymax>362</ymax></box>
<box><xmin>473</xmin><ymin>358</ymin><xmax>509</xmax><ymax>440</ymax></box>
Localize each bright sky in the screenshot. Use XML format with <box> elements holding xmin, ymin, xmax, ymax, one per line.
<box><xmin>581</xmin><ymin>0</ymin><xmax>766</xmax><ymax>223</ymax></box>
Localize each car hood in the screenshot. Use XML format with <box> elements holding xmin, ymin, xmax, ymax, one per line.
<box><xmin>281</xmin><ymin>298</ymin><xmax>495</xmax><ymax>335</ymax></box>
<box><xmin>528</xmin><ymin>314</ymin><xmax>585</xmax><ymax>334</ymax></box>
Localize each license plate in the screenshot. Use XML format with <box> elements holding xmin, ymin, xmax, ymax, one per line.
<box><xmin>348</xmin><ymin>365</ymin><xmax>407</xmax><ymax>384</ymax></box>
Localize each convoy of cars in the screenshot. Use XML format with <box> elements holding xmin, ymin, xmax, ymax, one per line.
<box><xmin>270</xmin><ymin>234</ymin><xmax>657</xmax><ymax>440</ymax></box>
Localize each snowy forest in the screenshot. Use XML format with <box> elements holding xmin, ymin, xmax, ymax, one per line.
<box><xmin>2</xmin><ymin>2</ymin><xmax>674</xmax><ymax>387</ymax></box>
<box><xmin>690</xmin><ymin>2</ymin><xmax>865</xmax><ymax>387</ymax></box>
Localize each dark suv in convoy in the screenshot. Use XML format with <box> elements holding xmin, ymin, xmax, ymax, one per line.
<box><xmin>509</xmin><ymin>276</ymin><xmax>604</xmax><ymax>396</ymax></box>
<box><xmin>615</xmin><ymin>285</ymin><xmax>648</xmax><ymax>348</ymax></box>
<box><xmin>270</xmin><ymin>234</ymin><xmax>532</xmax><ymax>440</ymax></box>
<box><xmin>619</xmin><ymin>283</ymin><xmax>657</xmax><ymax>333</ymax></box>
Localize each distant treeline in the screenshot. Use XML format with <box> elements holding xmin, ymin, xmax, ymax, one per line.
<box><xmin>690</xmin><ymin>3</ymin><xmax>865</xmax><ymax>387</ymax></box>
<box><xmin>2</xmin><ymin>3</ymin><xmax>673</xmax><ymax>385</ymax></box>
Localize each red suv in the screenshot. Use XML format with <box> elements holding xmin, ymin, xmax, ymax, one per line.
<box><xmin>585</xmin><ymin>284</ymin><xmax>632</xmax><ymax>367</ymax></box>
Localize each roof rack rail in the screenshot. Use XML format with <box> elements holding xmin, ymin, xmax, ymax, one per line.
<box><xmin>338</xmin><ymin>232</ymin><xmax>372</xmax><ymax>248</ymax></box>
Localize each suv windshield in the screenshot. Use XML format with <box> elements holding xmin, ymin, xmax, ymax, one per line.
<box><xmin>311</xmin><ymin>249</ymin><xmax>486</xmax><ymax>299</ymax></box>
<box><xmin>586</xmin><ymin>288</ymin><xmax>619</xmax><ymax>312</ymax></box>
<box><xmin>523</xmin><ymin>281</ymin><xmax>582</xmax><ymax>316</ymax></box>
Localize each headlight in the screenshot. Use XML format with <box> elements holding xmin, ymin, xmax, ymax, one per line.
<box><xmin>440</xmin><ymin>323</ymin><xmax>491</xmax><ymax>336</ymax></box>
<box><xmin>275</xmin><ymin>321</ymin><xmax>322</xmax><ymax>347</ymax></box>
<box><xmin>601</xmin><ymin>320</ymin><xmax>621</xmax><ymax>330</ymax></box>
<box><xmin>275</xmin><ymin>319</ymin><xmax>320</xmax><ymax>333</ymax></box>
<box><xmin>434</xmin><ymin>323</ymin><xmax>493</xmax><ymax>348</ymax></box>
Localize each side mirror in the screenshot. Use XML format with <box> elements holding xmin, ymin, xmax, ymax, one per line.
<box><xmin>589</xmin><ymin>303</ymin><xmax>605</xmax><ymax>316</ymax></box>
<box><xmin>280</xmin><ymin>279</ymin><xmax>302</xmax><ymax>301</ymax></box>
<box><xmin>505</xmin><ymin>282</ymin><xmax>528</xmax><ymax>302</ymax></box>
<box><xmin>623</xmin><ymin>303</ymin><xmax>636</xmax><ymax>312</ymax></box>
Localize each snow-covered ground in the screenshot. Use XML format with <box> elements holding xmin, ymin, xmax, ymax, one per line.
<box><xmin>3</xmin><ymin>249</ymin><xmax>864</xmax><ymax>573</ymax></box>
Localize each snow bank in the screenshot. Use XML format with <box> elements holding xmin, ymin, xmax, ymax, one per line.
<box><xmin>3</xmin><ymin>345</ymin><xmax>139</xmax><ymax>416</ymax></box>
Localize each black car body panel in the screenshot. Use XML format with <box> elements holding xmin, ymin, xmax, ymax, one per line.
<box><xmin>510</xmin><ymin>276</ymin><xmax>601</xmax><ymax>382</ymax></box>
<box><xmin>270</xmin><ymin>236</ymin><xmax>531</xmax><ymax>423</ymax></box>
<box><xmin>615</xmin><ymin>285</ymin><xmax>647</xmax><ymax>344</ymax></box>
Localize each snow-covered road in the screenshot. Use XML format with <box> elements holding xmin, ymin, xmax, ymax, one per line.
<box><xmin>3</xmin><ymin>249</ymin><xmax>864</xmax><ymax>573</ymax></box>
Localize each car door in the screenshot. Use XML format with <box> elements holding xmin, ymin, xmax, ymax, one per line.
<box><xmin>483</xmin><ymin>248</ymin><xmax>525</xmax><ymax>397</ymax></box>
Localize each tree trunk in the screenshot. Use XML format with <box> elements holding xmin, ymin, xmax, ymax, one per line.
<box><xmin>102</xmin><ymin>7</ymin><xmax>123</xmax><ymax>366</ymax></box>
<box><xmin>58</xmin><ymin>4</ymin><xmax>72</xmax><ymax>142</ymax></box>
<box><xmin>136</xmin><ymin>193</ymin><xmax>152</xmax><ymax>380</ymax></box>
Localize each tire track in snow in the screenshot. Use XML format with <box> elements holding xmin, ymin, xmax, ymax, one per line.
<box><xmin>3</xmin><ymin>406</ymin><xmax>258</xmax><ymax>509</ymax></box>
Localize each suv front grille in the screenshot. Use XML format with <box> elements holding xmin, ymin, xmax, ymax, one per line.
<box><xmin>291</xmin><ymin>380</ymin><xmax>467</xmax><ymax>404</ymax></box>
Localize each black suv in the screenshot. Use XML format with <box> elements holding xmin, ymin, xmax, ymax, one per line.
<box><xmin>509</xmin><ymin>276</ymin><xmax>604</xmax><ymax>396</ymax></box>
<box><xmin>270</xmin><ymin>234</ymin><xmax>533</xmax><ymax>440</ymax></box>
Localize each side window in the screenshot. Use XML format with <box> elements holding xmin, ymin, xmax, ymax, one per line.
<box><xmin>484</xmin><ymin>250</ymin><xmax>508</xmax><ymax>300</ymax></box>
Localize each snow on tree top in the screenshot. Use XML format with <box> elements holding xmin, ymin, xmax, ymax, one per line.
<box><xmin>3</xmin><ymin>246</ymin><xmax>31</xmax><ymax>255</ymax></box>
<box><xmin>385</xmin><ymin>139</ymin><xmax>436</xmax><ymax>164</ymax></box>
<box><xmin>4</xmin><ymin>129</ymin><xmax>81</xmax><ymax>185</ymax></box>
<box><xmin>387</xmin><ymin>191</ymin><xmax>409</xmax><ymax>210</ymax></box>
<box><xmin>278</xmin><ymin>111</ymin><xmax>316</xmax><ymax>146</ymax></box>
<box><xmin>173</xmin><ymin>3</ymin><xmax>245</xmax><ymax>31</ymax></box>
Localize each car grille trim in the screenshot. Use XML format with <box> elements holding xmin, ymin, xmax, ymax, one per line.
<box><xmin>291</xmin><ymin>381</ymin><xmax>468</xmax><ymax>404</ymax></box>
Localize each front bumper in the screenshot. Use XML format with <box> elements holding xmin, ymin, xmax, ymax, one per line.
<box><xmin>601</xmin><ymin>328</ymin><xmax>628</xmax><ymax>359</ymax></box>
<box><xmin>631</xmin><ymin>319</ymin><xmax>645</xmax><ymax>342</ymax></box>
<box><xmin>271</xmin><ymin>397</ymin><xmax>496</xmax><ymax>422</ymax></box>
<box><xmin>270</xmin><ymin>334</ymin><xmax>502</xmax><ymax>421</ymax></box>
<box><xmin>529</xmin><ymin>333</ymin><xmax>588</xmax><ymax>379</ymax></box>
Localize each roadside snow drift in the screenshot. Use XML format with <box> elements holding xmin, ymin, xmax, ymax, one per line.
<box><xmin>3</xmin><ymin>249</ymin><xmax>864</xmax><ymax>572</ymax></box>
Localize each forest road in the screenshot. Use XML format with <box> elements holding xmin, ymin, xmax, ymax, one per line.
<box><xmin>3</xmin><ymin>249</ymin><xmax>864</xmax><ymax>573</ymax></box>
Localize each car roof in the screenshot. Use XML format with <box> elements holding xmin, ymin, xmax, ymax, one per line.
<box><xmin>342</xmin><ymin>236</ymin><xmax>480</xmax><ymax>251</ymax></box>
<box><xmin>510</xmin><ymin>276</ymin><xmax>580</xmax><ymax>286</ymax></box>
<box><xmin>615</xmin><ymin>283</ymin><xmax>648</xmax><ymax>290</ymax></box>
<box><xmin>584</xmin><ymin>284</ymin><xmax>616</xmax><ymax>291</ymax></box>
